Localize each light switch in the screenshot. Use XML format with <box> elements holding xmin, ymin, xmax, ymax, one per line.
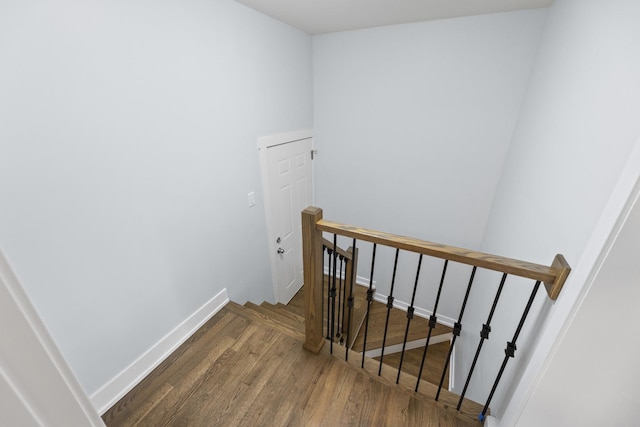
<box><xmin>248</xmin><ymin>191</ymin><xmax>256</xmax><ymax>207</ymax></box>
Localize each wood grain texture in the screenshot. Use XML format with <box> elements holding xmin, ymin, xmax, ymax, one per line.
<box><xmin>322</xmin><ymin>237</ymin><xmax>354</xmax><ymax>260</ymax></box>
<box><xmin>302</xmin><ymin>207</ymin><xmax>324</xmax><ymax>353</ymax></box>
<box><xmin>103</xmin><ymin>304</ymin><xmax>480</xmax><ymax>427</ymax></box>
<box><xmin>545</xmin><ymin>253</ymin><xmax>571</xmax><ymax>300</ymax></box>
<box><xmin>352</xmin><ymin>300</ymin><xmax>453</xmax><ymax>352</ymax></box>
<box><xmin>375</xmin><ymin>343</ymin><xmax>450</xmax><ymax>388</ymax></box>
<box><xmin>316</xmin><ymin>217</ymin><xmax>570</xmax><ymax>295</ymax></box>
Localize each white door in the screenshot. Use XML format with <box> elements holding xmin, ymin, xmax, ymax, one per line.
<box><xmin>260</xmin><ymin>132</ymin><xmax>313</xmax><ymax>304</ymax></box>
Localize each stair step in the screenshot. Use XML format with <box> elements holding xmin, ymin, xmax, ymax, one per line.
<box><xmin>229</xmin><ymin>301</ymin><xmax>482</xmax><ymax>425</ymax></box>
<box><xmin>260</xmin><ymin>302</ymin><xmax>306</xmax><ymax>332</ymax></box>
<box><xmin>226</xmin><ymin>302</ymin><xmax>305</xmax><ymax>341</ymax></box>
<box><xmin>352</xmin><ymin>300</ymin><xmax>453</xmax><ymax>352</ymax></box>
<box><xmin>322</xmin><ymin>340</ymin><xmax>485</xmax><ymax>425</ymax></box>
<box><xmin>243</xmin><ymin>302</ymin><xmax>305</xmax><ymax>339</ymax></box>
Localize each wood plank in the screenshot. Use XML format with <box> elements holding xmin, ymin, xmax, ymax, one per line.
<box><xmin>103</xmin><ymin>305</ymin><xmax>481</xmax><ymax>427</ymax></box>
<box><xmin>375</xmin><ymin>342</ymin><xmax>450</xmax><ymax>387</ymax></box>
<box><xmin>352</xmin><ymin>299</ymin><xmax>452</xmax><ymax>352</ymax></box>
<box><xmin>322</xmin><ymin>339</ymin><xmax>483</xmax><ymax>425</ymax></box>
<box><xmin>302</xmin><ymin>207</ymin><xmax>325</xmax><ymax>353</ymax></box>
<box><xmin>317</xmin><ymin>218</ymin><xmax>562</xmax><ymax>287</ymax></box>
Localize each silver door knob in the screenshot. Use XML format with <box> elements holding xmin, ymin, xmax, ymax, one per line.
<box><xmin>277</xmin><ymin>248</ymin><xmax>285</xmax><ymax>254</ymax></box>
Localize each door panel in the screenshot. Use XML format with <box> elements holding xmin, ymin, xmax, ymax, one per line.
<box><xmin>266</xmin><ymin>138</ymin><xmax>313</xmax><ymax>303</ymax></box>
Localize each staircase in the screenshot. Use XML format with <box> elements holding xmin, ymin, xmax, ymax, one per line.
<box><xmin>102</xmin><ymin>291</ymin><xmax>483</xmax><ymax>426</ymax></box>
<box><xmin>238</xmin><ymin>287</ymin><xmax>483</xmax><ymax>424</ymax></box>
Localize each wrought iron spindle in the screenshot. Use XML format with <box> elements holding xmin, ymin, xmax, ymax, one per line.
<box><xmin>457</xmin><ymin>273</ymin><xmax>508</xmax><ymax>410</ymax></box>
<box><xmin>330</xmin><ymin>234</ymin><xmax>338</xmax><ymax>354</ymax></box>
<box><xmin>325</xmin><ymin>246</ymin><xmax>332</xmax><ymax>340</ymax></box>
<box><xmin>340</xmin><ymin>257</ymin><xmax>348</xmax><ymax>344</ymax></box>
<box><xmin>415</xmin><ymin>259</ymin><xmax>449</xmax><ymax>392</ymax></box>
<box><xmin>345</xmin><ymin>238</ymin><xmax>357</xmax><ymax>362</ymax></box>
<box><xmin>321</xmin><ymin>245</ymin><xmax>326</xmax><ymax>340</ymax></box>
<box><xmin>361</xmin><ymin>243</ymin><xmax>377</xmax><ymax>369</ymax></box>
<box><xmin>378</xmin><ymin>249</ymin><xmax>400</xmax><ymax>376</ymax></box>
<box><xmin>396</xmin><ymin>254</ymin><xmax>424</xmax><ymax>384</ymax></box>
<box><xmin>479</xmin><ymin>280</ymin><xmax>541</xmax><ymax>422</ymax></box>
<box><xmin>436</xmin><ymin>266</ymin><xmax>477</xmax><ymax>400</ymax></box>
<box><xmin>336</xmin><ymin>254</ymin><xmax>344</xmax><ymax>340</ymax></box>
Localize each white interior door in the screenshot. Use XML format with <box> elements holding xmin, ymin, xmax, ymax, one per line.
<box><xmin>260</xmin><ymin>132</ymin><xmax>313</xmax><ymax>304</ymax></box>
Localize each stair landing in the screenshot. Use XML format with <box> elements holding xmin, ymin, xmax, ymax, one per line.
<box><xmin>102</xmin><ymin>303</ymin><xmax>482</xmax><ymax>426</ymax></box>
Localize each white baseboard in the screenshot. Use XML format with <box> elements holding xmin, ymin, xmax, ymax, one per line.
<box><xmin>90</xmin><ymin>288</ymin><xmax>229</xmax><ymax>415</ymax></box>
<box><xmin>373</xmin><ymin>292</ymin><xmax>457</xmax><ymax>327</ymax></box>
<box><xmin>364</xmin><ymin>333</ymin><xmax>453</xmax><ymax>358</ymax></box>
<box><xmin>322</xmin><ymin>266</ymin><xmax>377</xmax><ymax>289</ymax></box>
<box><xmin>322</xmin><ymin>265</ymin><xmax>454</xmax><ymax>326</ymax></box>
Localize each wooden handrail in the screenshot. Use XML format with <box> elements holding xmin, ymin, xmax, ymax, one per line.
<box><xmin>316</xmin><ymin>219</ymin><xmax>570</xmax><ymax>300</ymax></box>
<box><xmin>302</xmin><ymin>206</ymin><xmax>571</xmax><ymax>354</ymax></box>
<box><xmin>321</xmin><ymin>237</ymin><xmax>354</xmax><ymax>261</ymax></box>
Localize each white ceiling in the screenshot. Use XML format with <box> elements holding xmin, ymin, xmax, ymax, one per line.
<box><xmin>234</xmin><ymin>0</ymin><xmax>554</xmax><ymax>35</ymax></box>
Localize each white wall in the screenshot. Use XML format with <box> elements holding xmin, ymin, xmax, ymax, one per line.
<box><xmin>460</xmin><ymin>0</ymin><xmax>640</xmax><ymax>417</ymax></box>
<box><xmin>518</xmin><ymin>174</ymin><xmax>640</xmax><ymax>426</ymax></box>
<box><xmin>0</xmin><ymin>0</ymin><xmax>312</xmax><ymax>398</ymax></box>
<box><xmin>312</xmin><ymin>11</ymin><xmax>546</xmax><ymax>321</ymax></box>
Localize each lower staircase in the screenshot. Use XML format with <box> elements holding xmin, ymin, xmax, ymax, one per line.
<box><xmin>102</xmin><ymin>288</ymin><xmax>483</xmax><ymax>426</ymax></box>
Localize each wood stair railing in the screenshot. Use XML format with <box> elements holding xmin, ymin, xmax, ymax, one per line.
<box><xmin>302</xmin><ymin>206</ymin><xmax>571</xmax><ymax>421</ymax></box>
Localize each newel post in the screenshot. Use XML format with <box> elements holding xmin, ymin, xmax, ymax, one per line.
<box><xmin>302</xmin><ymin>206</ymin><xmax>324</xmax><ymax>353</ymax></box>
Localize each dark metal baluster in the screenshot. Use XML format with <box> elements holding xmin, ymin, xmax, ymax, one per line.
<box><xmin>336</xmin><ymin>254</ymin><xmax>344</xmax><ymax>340</ymax></box>
<box><xmin>479</xmin><ymin>281</ymin><xmax>541</xmax><ymax>422</ymax></box>
<box><xmin>361</xmin><ymin>243</ymin><xmax>377</xmax><ymax>369</ymax></box>
<box><xmin>340</xmin><ymin>257</ymin><xmax>348</xmax><ymax>344</ymax></box>
<box><xmin>415</xmin><ymin>259</ymin><xmax>449</xmax><ymax>392</ymax></box>
<box><xmin>396</xmin><ymin>254</ymin><xmax>424</xmax><ymax>384</ymax></box>
<box><xmin>330</xmin><ymin>234</ymin><xmax>338</xmax><ymax>354</ymax></box>
<box><xmin>436</xmin><ymin>266</ymin><xmax>477</xmax><ymax>400</ymax></box>
<box><xmin>378</xmin><ymin>248</ymin><xmax>400</xmax><ymax>376</ymax></box>
<box><xmin>321</xmin><ymin>245</ymin><xmax>326</xmax><ymax>340</ymax></box>
<box><xmin>457</xmin><ymin>273</ymin><xmax>507</xmax><ymax>410</ymax></box>
<box><xmin>345</xmin><ymin>238</ymin><xmax>357</xmax><ymax>362</ymax></box>
<box><xmin>326</xmin><ymin>246</ymin><xmax>332</xmax><ymax>340</ymax></box>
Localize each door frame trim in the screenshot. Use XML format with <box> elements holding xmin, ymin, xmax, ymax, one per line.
<box><xmin>258</xmin><ymin>129</ymin><xmax>314</xmax><ymax>303</ymax></box>
<box><xmin>0</xmin><ymin>249</ymin><xmax>104</xmax><ymax>426</ymax></box>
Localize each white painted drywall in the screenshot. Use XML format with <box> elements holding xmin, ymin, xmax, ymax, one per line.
<box><xmin>459</xmin><ymin>0</ymin><xmax>640</xmax><ymax>416</ymax></box>
<box><xmin>517</xmin><ymin>177</ymin><xmax>640</xmax><ymax>426</ymax></box>
<box><xmin>312</xmin><ymin>10</ymin><xmax>547</xmax><ymax>320</ymax></box>
<box><xmin>0</xmin><ymin>0</ymin><xmax>312</xmax><ymax>399</ymax></box>
<box><xmin>0</xmin><ymin>250</ymin><xmax>104</xmax><ymax>426</ymax></box>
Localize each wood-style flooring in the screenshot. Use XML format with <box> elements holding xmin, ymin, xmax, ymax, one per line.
<box><xmin>102</xmin><ymin>303</ymin><xmax>481</xmax><ymax>426</ymax></box>
<box><xmin>290</xmin><ymin>284</ymin><xmax>453</xmax><ymax>388</ymax></box>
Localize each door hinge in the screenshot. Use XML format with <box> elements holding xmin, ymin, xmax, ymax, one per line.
<box><xmin>311</xmin><ymin>149</ymin><xmax>318</xmax><ymax>160</ymax></box>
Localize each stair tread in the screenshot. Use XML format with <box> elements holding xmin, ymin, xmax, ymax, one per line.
<box><xmin>230</xmin><ymin>302</ymin><xmax>482</xmax><ymax>425</ymax></box>
<box><xmin>322</xmin><ymin>340</ymin><xmax>485</xmax><ymax>425</ymax></box>
<box><xmin>227</xmin><ymin>302</ymin><xmax>305</xmax><ymax>341</ymax></box>
<box><xmin>352</xmin><ymin>300</ymin><xmax>453</xmax><ymax>352</ymax></box>
<box><xmin>261</xmin><ymin>302</ymin><xmax>305</xmax><ymax>324</ymax></box>
<box><xmin>244</xmin><ymin>302</ymin><xmax>305</xmax><ymax>337</ymax></box>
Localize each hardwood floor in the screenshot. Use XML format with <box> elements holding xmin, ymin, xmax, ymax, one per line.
<box><xmin>102</xmin><ymin>304</ymin><xmax>481</xmax><ymax>426</ymax></box>
<box><xmin>374</xmin><ymin>343</ymin><xmax>450</xmax><ymax>388</ymax></box>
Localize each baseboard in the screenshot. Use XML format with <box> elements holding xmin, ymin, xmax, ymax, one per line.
<box><xmin>322</xmin><ymin>267</ymin><xmax>377</xmax><ymax>289</ymax></box>
<box><xmin>321</xmin><ymin>266</ymin><xmax>454</xmax><ymax>326</ymax></box>
<box><xmin>363</xmin><ymin>333</ymin><xmax>453</xmax><ymax>358</ymax></box>
<box><xmin>90</xmin><ymin>288</ymin><xmax>229</xmax><ymax>415</ymax></box>
<box><xmin>373</xmin><ymin>292</ymin><xmax>457</xmax><ymax>327</ymax></box>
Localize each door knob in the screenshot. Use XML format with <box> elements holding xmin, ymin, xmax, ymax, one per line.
<box><xmin>277</xmin><ymin>248</ymin><xmax>285</xmax><ymax>254</ymax></box>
